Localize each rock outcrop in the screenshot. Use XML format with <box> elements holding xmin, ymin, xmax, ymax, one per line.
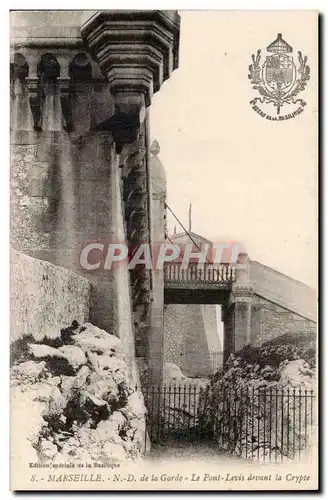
<box><xmin>199</xmin><ymin>343</ymin><xmax>316</xmax><ymax>461</ymax></box>
<box><xmin>11</xmin><ymin>322</ymin><xmax>146</xmax><ymax>465</ymax></box>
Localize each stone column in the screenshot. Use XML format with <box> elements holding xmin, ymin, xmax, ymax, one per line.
<box><xmin>223</xmin><ymin>253</ymin><xmax>254</xmax><ymax>362</ymax></box>
<box><xmin>222</xmin><ymin>304</ymin><xmax>234</xmax><ymax>364</ymax></box>
<box><xmin>232</xmin><ymin>291</ymin><xmax>253</xmax><ymax>350</ymax></box>
<box><xmin>148</xmin><ymin>139</ymin><xmax>166</xmax><ymax>386</ymax></box>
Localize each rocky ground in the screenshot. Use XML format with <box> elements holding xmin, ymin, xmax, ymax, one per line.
<box><xmin>11</xmin><ymin>321</ymin><xmax>147</xmax><ymax>465</ymax></box>
<box><xmin>145</xmin><ymin>442</ymin><xmax>248</xmax><ymax>462</ymax></box>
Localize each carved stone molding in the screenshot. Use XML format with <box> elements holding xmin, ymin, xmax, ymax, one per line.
<box><xmin>10</xmin><ymin>48</ymin><xmax>112</xmax><ymax>137</ymax></box>
<box><xmin>81</xmin><ymin>10</ymin><xmax>180</xmax><ymax>100</ymax></box>
<box><xmin>122</xmin><ymin>122</ymin><xmax>153</xmax><ymax>357</ymax></box>
<box><xmin>228</xmin><ymin>282</ymin><xmax>254</xmax><ymax>307</ymax></box>
<box><xmin>81</xmin><ymin>10</ymin><xmax>180</xmax><ymax>151</ymax></box>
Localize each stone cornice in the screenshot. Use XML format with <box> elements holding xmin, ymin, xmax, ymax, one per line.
<box><xmin>81</xmin><ymin>10</ymin><xmax>180</xmax><ymax>106</ymax></box>
<box><xmin>80</xmin><ymin>10</ymin><xmax>180</xmax><ymax>152</ymax></box>
<box><xmin>11</xmin><ymin>38</ymin><xmax>84</xmax><ymax>50</ymax></box>
<box><xmin>228</xmin><ymin>283</ymin><xmax>254</xmax><ymax>307</ymax></box>
<box><xmin>232</xmin><ymin>283</ymin><xmax>254</xmax><ymax>295</ymax></box>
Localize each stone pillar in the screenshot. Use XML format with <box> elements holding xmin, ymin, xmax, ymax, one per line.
<box><xmin>81</xmin><ymin>10</ymin><xmax>180</xmax><ymax>387</ymax></box>
<box><xmin>148</xmin><ymin>139</ymin><xmax>166</xmax><ymax>386</ymax></box>
<box><xmin>233</xmin><ymin>293</ymin><xmax>253</xmax><ymax>350</ymax></box>
<box><xmin>223</xmin><ymin>253</ymin><xmax>254</xmax><ymax>362</ymax></box>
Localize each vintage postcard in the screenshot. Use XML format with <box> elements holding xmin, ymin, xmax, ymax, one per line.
<box><xmin>10</xmin><ymin>9</ymin><xmax>318</xmax><ymax>491</ymax></box>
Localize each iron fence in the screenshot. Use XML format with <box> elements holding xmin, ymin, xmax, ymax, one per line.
<box><xmin>143</xmin><ymin>384</ymin><xmax>316</xmax><ymax>462</ymax></box>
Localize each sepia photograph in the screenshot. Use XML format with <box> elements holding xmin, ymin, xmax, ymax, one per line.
<box><xmin>9</xmin><ymin>8</ymin><xmax>318</xmax><ymax>491</ymax></box>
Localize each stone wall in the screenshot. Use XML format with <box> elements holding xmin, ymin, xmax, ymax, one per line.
<box><xmin>251</xmin><ymin>261</ymin><xmax>317</xmax><ymax>322</ymax></box>
<box><xmin>11</xmin><ymin>140</ymin><xmax>52</xmax><ymax>257</ymax></box>
<box><xmin>11</xmin><ymin>248</ymin><xmax>91</xmax><ymax>342</ymax></box>
<box><xmin>251</xmin><ymin>296</ymin><xmax>317</xmax><ymax>347</ymax></box>
<box><xmin>10</xmin><ymin>128</ymin><xmax>119</xmax><ymax>334</ymax></box>
<box><xmin>245</xmin><ymin>261</ymin><xmax>317</xmax><ymax>348</ymax></box>
<box><xmin>164</xmin><ymin>304</ymin><xmax>219</xmax><ymax>377</ymax></box>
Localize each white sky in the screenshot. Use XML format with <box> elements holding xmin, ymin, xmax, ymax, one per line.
<box><xmin>150</xmin><ymin>10</ymin><xmax>317</xmax><ymax>288</ymax></box>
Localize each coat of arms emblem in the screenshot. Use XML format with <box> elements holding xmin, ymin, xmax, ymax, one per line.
<box><xmin>249</xmin><ymin>33</ymin><xmax>310</xmax><ymax>119</ymax></box>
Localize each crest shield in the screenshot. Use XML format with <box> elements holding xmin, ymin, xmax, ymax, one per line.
<box><xmin>248</xmin><ymin>33</ymin><xmax>310</xmax><ymax>116</ymax></box>
<box><xmin>264</xmin><ymin>54</ymin><xmax>296</xmax><ymax>91</ymax></box>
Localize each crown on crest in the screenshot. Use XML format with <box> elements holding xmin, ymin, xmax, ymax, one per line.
<box><xmin>267</xmin><ymin>33</ymin><xmax>293</xmax><ymax>54</ymax></box>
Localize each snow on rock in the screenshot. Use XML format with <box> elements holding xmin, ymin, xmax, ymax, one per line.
<box><xmin>28</xmin><ymin>344</ymin><xmax>66</xmax><ymax>359</ymax></box>
<box><xmin>121</xmin><ymin>392</ymin><xmax>146</xmax><ymax>420</ymax></box>
<box><xmin>57</xmin><ymin>345</ymin><xmax>86</xmax><ymax>370</ymax></box>
<box><xmin>11</xmin><ymin>360</ymin><xmax>47</xmax><ymax>384</ymax></box>
<box><xmin>10</xmin><ymin>321</ymin><xmax>146</xmax><ymax>465</ymax></box>
<box><xmin>74</xmin><ymin>323</ymin><xmax>123</xmax><ymax>355</ymax></box>
<box><xmin>278</xmin><ymin>359</ymin><xmax>314</xmax><ymax>390</ymax></box>
<box><xmin>60</xmin><ymin>365</ymin><xmax>90</xmax><ymax>399</ymax></box>
<box><xmin>163</xmin><ymin>362</ymin><xmax>187</xmax><ymax>380</ymax></box>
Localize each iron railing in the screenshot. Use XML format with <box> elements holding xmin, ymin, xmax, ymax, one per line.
<box><xmin>143</xmin><ymin>384</ymin><xmax>316</xmax><ymax>462</ymax></box>
<box><xmin>164</xmin><ymin>262</ymin><xmax>235</xmax><ymax>285</ymax></box>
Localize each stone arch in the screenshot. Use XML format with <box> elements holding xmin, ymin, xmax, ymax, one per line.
<box><xmin>69</xmin><ymin>52</ymin><xmax>92</xmax><ymax>82</ymax></box>
<box><xmin>37</xmin><ymin>53</ymin><xmax>60</xmax><ymax>84</ymax></box>
<box><xmin>10</xmin><ymin>53</ymin><xmax>28</xmax><ymax>82</ymax></box>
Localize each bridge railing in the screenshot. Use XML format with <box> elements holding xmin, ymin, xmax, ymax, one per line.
<box><xmin>164</xmin><ymin>262</ymin><xmax>236</xmax><ymax>285</ymax></box>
